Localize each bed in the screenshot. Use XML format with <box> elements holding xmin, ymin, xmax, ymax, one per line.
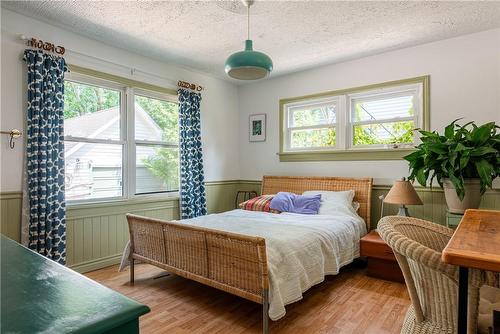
<box><xmin>126</xmin><ymin>176</ymin><xmax>372</xmax><ymax>333</ymax></box>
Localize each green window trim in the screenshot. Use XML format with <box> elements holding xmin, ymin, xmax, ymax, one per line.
<box><xmin>279</xmin><ymin>148</ymin><xmax>416</xmax><ymax>162</ymax></box>
<box><xmin>68</xmin><ymin>64</ymin><xmax>178</xmax><ymax>96</ymax></box>
<box><xmin>279</xmin><ymin>75</ymin><xmax>430</xmax><ymax>162</ymax></box>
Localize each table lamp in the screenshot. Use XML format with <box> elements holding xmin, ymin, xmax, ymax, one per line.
<box><xmin>383</xmin><ymin>177</ymin><xmax>423</xmax><ymax>216</ymax></box>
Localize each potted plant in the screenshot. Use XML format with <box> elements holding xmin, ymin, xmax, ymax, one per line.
<box><xmin>404</xmin><ymin>120</ymin><xmax>499</xmax><ymax>214</ymax></box>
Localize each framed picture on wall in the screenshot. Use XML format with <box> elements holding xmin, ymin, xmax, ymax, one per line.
<box><xmin>249</xmin><ymin>114</ymin><xmax>266</xmax><ymax>142</ymax></box>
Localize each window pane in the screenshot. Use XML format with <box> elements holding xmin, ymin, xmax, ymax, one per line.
<box><xmin>136</xmin><ymin>145</ymin><xmax>179</xmax><ymax>194</ymax></box>
<box><xmin>64</xmin><ymin>81</ymin><xmax>121</xmax><ymax>140</ymax></box>
<box><xmin>290</xmin><ymin>104</ymin><xmax>336</xmax><ymax>127</ymax></box>
<box><xmin>353</xmin><ymin>121</ymin><xmax>414</xmax><ymax>146</ymax></box>
<box><xmin>352</xmin><ymin>95</ymin><xmax>414</xmax><ymax>122</ymax></box>
<box><xmin>135</xmin><ymin>95</ymin><xmax>178</xmax><ymax>143</ymax></box>
<box><xmin>65</xmin><ymin>142</ymin><xmax>122</xmax><ymax>200</ymax></box>
<box><xmin>290</xmin><ymin>128</ymin><xmax>336</xmax><ymax>149</ymax></box>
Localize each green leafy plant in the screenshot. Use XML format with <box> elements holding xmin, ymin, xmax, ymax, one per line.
<box><xmin>404</xmin><ymin>120</ymin><xmax>500</xmax><ymax>200</ymax></box>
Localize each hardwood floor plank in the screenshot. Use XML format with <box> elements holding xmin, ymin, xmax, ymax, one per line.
<box><xmin>86</xmin><ymin>263</ymin><xmax>410</xmax><ymax>333</ymax></box>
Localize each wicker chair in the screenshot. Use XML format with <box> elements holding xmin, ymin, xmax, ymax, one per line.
<box><xmin>378</xmin><ymin>216</ymin><xmax>499</xmax><ymax>334</ymax></box>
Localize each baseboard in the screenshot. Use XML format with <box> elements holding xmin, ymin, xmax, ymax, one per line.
<box><xmin>69</xmin><ymin>254</ymin><xmax>123</xmax><ymax>274</ymax></box>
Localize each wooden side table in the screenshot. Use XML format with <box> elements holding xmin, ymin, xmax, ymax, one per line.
<box><xmin>360</xmin><ymin>230</ymin><xmax>404</xmax><ymax>283</ymax></box>
<box><xmin>442</xmin><ymin>209</ymin><xmax>500</xmax><ymax>334</ymax></box>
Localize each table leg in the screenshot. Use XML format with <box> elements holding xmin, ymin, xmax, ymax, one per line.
<box><xmin>493</xmin><ymin>310</ymin><xmax>499</xmax><ymax>334</ymax></box>
<box><xmin>458</xmin><ymin>266</ymin><xmax>468</xmax><ymax>334</ymax></box>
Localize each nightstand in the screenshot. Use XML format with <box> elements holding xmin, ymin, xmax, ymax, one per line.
<box><xmin>446</xmin><ymin>211</ymin><xmax>463</xmax><ymax>229</ymax></box>
<box><xmin>360</xmin><ymin>230</ymin><xmax>404</xmax><ymax>283</ymax></box>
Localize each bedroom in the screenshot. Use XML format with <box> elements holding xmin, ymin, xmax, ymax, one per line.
<box><xmin>1</xmin><ymin>1</ymin><xmax>499</xmax><ymax>334</ymax></box>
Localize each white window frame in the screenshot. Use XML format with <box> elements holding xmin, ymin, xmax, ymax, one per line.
<box><xmin>130</xmin><ymin>88</ymin><xmax>179</xmax><ymax>197</ymax></box>
<box><xmin>282</xmin><ymin>80</ymin><xmax>425</xmax><ymax>154</ymax></box>
<box><xmin>64</xmin><ymin>72</ymin><xmax>179</xmax><ymax>205</ymax></box>
<box><xmin>284</xmin><ymin>96</ymin><xmax>341</xmax><ymax>152</ymax></box>
<box><xmin>347</xmin><ymin>83</ymin><xmax>423</xmax><ymax>150</ymax></box>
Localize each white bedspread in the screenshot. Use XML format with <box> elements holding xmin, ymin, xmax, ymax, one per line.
<box><xmin>162</xmin><ymin>209</ymin><xmax>366</xmax><ymax>321</ymax></box>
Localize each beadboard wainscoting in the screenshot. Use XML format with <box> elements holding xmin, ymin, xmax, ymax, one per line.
<box><xmin>0</xmin><ymin>180</ymin><xmax>262</xmax><ymax>273</ymax></box>
<box><xmin>372</xmin><ymin>186</ymin><xmax>500</xmax><ymax>225</ymax></box>
<box><xmin>65</xmin><ymin>197</ymin><xmax>180</xmax><ymax>273</ymax></box>
<box><xmin>1</xmin><ymin>180</ymin><xmax>499</xmax><ymax>273</ymax></box>
<box><xmin>205</xmin><ymin>180</ymin><xmax>262</xmax><ymax>213</ymax></box>
<box><xmin>0</xmin><ymin>192</ymin><xmax>22</xmax><ymax>242</ymax></box>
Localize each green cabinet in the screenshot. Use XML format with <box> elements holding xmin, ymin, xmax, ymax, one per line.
<box><xmin>1</xmin><ymin>235</ymin><xmax>150</xmax><ymax>334</ymax></box>
<box><xmin>446</xmin><ymin>211</ymin><xmax>463</xmax><ymax>229</ymax></box>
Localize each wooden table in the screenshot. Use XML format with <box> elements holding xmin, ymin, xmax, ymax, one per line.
<box><xmin>1</xmin><ymin>235</ymin><xmax>150</xmax><ymax>334</ymax></box>
<box><xmin>442</xmin><ymin>209</ymin><xmax>500</xmax><ymax>334</ymax></box>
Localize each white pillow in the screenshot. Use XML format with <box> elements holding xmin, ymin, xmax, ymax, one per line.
<box><xmin>303</xmin><ymin>190</ymin><xmax>357</xmax><ymax>216</ymax></box>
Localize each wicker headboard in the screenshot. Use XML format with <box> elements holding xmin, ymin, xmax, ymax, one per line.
<box><xmin>261</xmin><ymin>175</ymin><xmax>373</xmax><ymax>229</ymax></box>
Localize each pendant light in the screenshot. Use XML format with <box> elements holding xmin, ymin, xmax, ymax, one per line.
<box><xmin>225</xmin><ymin>0</ymin><xmax>273</xmax><ymax>80</ymax></box>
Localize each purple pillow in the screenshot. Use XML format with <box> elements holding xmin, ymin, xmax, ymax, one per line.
<box><xmin>269</xmin><ymin>192</ymin><xmax>322</xmax><ymax>214</ymax></box>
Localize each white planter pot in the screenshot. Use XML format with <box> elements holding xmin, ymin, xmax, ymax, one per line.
<box><xmin>443</xmin><ymin>178</ymin><xmax>482</xmax><ymax>214</ymax></box>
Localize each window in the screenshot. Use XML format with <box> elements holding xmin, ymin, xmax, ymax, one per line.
<box><xmin>287</xmin><ymin>98</ymin><xmax>338</xmax><ymax>150</ymax></box>
<box><xmin>63</xmin><ymin>72</ymin><xmax>179</xmax><ymax>203</ymax></box>
<box><xmin>134</xmin><ymin>93</ymin><xmax>179</xmax><ymax>194</ymax></box>
<box><xmin>280</xmin><ymin>76</ymin><xmax>429</xmax><ymax>161</ymax></box>
<box><xmin>350</xmin><ymin>90</ymin><xmax>417</xmax><ymax>148</ymax></box>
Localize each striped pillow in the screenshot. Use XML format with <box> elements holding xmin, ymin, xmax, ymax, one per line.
<box><xmin>239</xmin><ymin>195</ymin><xmax>281</xmax><ymax>213</ymax></box>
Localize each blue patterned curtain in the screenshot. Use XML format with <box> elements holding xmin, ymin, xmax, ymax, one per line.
<box><xmin>23</xmin><ymin>50</ymin><xmax>67</xmax><ymax>264</ymax></box>
<box><xmin>178</xmin><ymin>88</ymin><xmax>207</xmax><ymax>219</ymax></box>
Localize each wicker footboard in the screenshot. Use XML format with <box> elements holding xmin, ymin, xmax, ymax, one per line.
<box><xmin>126</xmin><ymin>214</ymin><xmax>270</xmax><ymax>333</ymax></box>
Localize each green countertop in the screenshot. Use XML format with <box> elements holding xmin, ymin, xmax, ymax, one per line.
<box><xmin>0</xmin><ymin>235</ymin><xmax>150</xmax><ymax>334</ymax></box>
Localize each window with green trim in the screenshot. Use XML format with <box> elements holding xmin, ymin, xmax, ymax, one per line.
<box><xmin>280</xmin><ymin>76</ymin><xmax>429</xmax><ymax>161</ymax></box>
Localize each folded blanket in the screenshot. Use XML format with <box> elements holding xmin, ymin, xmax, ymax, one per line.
<box><xmin>270</xmin><ymin>192</ymin><xmax>321</xmax><ymax>214</ymax></box>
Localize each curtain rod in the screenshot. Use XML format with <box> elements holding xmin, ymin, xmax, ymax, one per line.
<box><xmin>19</xmin><ymin>34</ymin><xmax>181</xmax><ymax>89</ymax></box>
<box><xmin>178</xmin><ymin>80</ymin><xmax>203</xmax><ymax>92</ymax></box>
<box><xmin>19</xmin><ymin>35</ymin><xmax>204</xmax><ymax>93</ymax></box>
<box><xmin>21</xmin><ymin>35</ymin><xmax>65</xmax><ymax>55</ymax></box>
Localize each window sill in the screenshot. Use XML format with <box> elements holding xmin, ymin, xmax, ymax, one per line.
<box><xmin>278</xmin><ymin>148</ymin><xmax>415</xmax><ymax>162</ymax></box>
<box><xmin>67</xmin><ymin>193</ymin><xmax>179</xmax><ymax>210</ymax></box>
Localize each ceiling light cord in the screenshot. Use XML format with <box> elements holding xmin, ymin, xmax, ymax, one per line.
<box><xmin>247</xmin><ymin>4</ymin><xmax>250</xmax><ymax>40</ymax></box>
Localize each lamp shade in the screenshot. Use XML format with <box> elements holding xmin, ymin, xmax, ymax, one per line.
<box><xmin>384</xmin><ymin>179</ymin><xmax>423</xmax><ymax>205</ymax></box>
<box><xmin>225</xmin><ymin>40</ymin><xmax>273</xmax><ymax>80</ymax></box>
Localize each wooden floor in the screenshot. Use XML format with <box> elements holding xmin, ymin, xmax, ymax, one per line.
<box><xmin>86</xmin><ymin>263</ymin><xmax>410</xmax><ymax>334</ymax></box>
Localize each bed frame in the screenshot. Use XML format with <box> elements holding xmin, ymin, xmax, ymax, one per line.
<box><xmin>126</xmin><ymin>176</ymin><xmax>372</xmax><ymax>334</ymax></box>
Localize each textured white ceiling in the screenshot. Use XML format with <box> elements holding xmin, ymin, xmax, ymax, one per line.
<box><xmin>3</xmin><ymin>1</ymin><xmax>500</xmax><ymax>81</ymax></box>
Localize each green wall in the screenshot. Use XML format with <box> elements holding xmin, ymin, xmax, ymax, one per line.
<box><xmin>1</xmin><ymin>180</ymin><xmax>498</xmax><ymax>273</ymax></box>
<box><xmin>371</xmin><ymin>185</ymin><xmax>500</xmax><ymax>225</ymax></box>
<box><xmin>0</xmin><ymin>192</ymin><xmax>22</xmax><ymax>242</ymax></box>
<box><xmin>0</xmin><ymin>180</ymin><xmax>261</xmax><ymax>273</ymax></box>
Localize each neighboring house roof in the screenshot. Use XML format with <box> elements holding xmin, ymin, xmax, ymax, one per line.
<box><xmin>65</xmin><ymin>103</ymin><xmax>164</xmax><ymax>161</ymax></box>
<box><xmin>65</xmin><ymin>105</ymin><xmax>120</xmax><ymax>139</ymax></box>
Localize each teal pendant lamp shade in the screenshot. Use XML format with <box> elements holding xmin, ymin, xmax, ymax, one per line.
<box><xmin>225</xmin><ymin>1</ymin><xmax>273</xmax><ymax>80</ymax></box>
<box><xmin>225</xmin><ymin>40</ymin><xmax>273</xmax><ymax>80</ymax></box>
